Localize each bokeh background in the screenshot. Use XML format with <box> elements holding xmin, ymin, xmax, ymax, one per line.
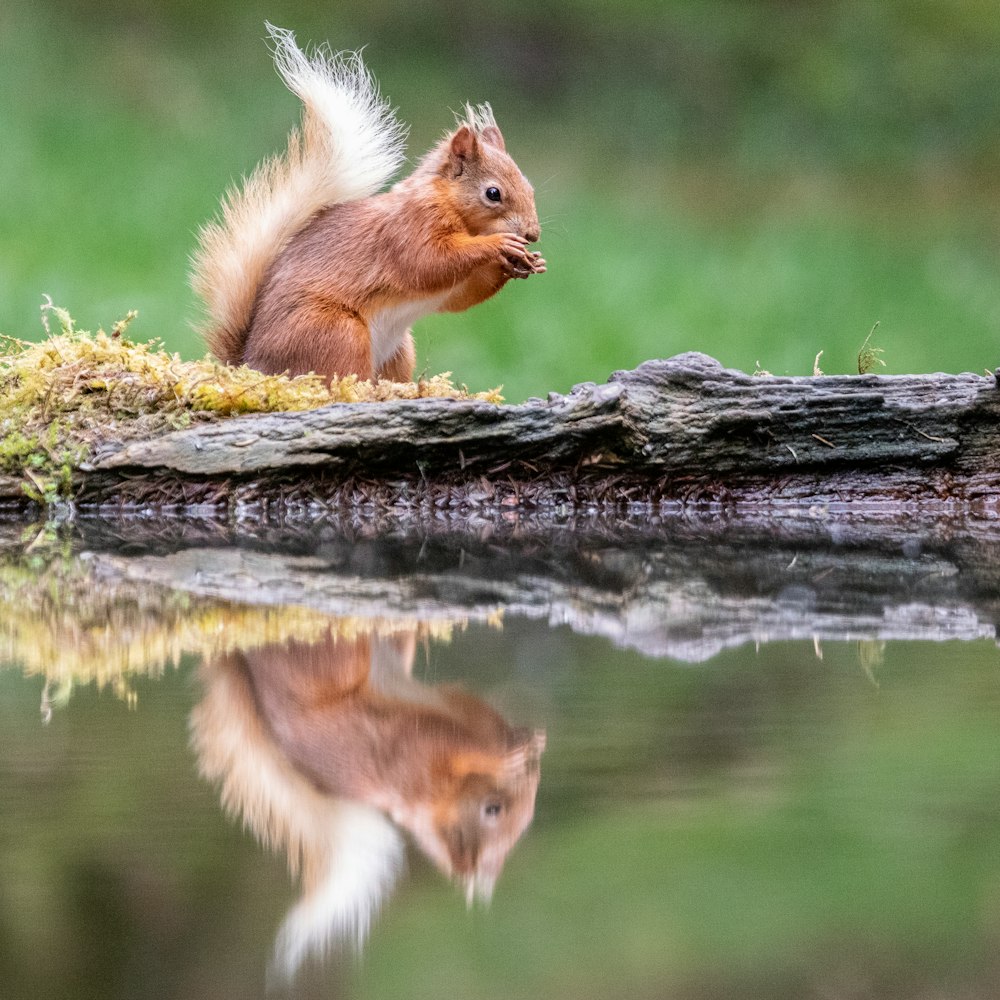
<box><xmin>2</xmin><ymin>0</ymin><xmax>999</xmax><ymax>402</ymax></box>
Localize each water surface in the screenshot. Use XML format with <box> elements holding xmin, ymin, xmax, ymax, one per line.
<box><xmin>2</xmin><ymin>512</ymin><xmax>999</xmax><ymax>999</ymax></box>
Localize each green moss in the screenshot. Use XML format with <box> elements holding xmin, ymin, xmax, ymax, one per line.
<box><xmin>857</xmin><ymin>322</ymin><xmax>887</xmax><ymax>375</ymax></box>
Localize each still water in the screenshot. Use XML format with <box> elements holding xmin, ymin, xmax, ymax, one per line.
<box><xmin>2</xmin><ymin>512</ymin><xmax>1000</xmax><ymax>999</ymax></box>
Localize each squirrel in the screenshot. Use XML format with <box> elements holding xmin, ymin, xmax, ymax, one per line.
<box><xmin>190</xmin><ymin>23</ymin><xmax>546</xmax><ymax>383</ymax></box>
<box><xmin>191</xmin><ymin>623</ymin><xmax>545</xmax><ymax>974</ymax></box>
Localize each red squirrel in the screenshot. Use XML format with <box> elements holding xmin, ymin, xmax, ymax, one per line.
<box><xmin>191</xmin><ymin>23</ymin><xmax>546</xmax><ymax>383</ymax></box>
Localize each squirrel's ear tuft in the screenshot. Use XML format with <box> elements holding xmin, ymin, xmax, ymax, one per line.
<box><xmin>448</xmin><ymin>125</ymin><xmax>478</xmax><ymax>176</ymax></box>
<box><xmin>481</xmin><ymin>125</ymin><xmax>505</xmax><ymax>151</ymax></box>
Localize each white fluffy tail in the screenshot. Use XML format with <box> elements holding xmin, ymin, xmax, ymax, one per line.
<box><xmin>190</xmin><ymin>23</ymin><xmax>407</xmax><ymax>363</ymax></box>
<box><xmin>270</xmin><ymin>801</ymin><xmax>405</xmax><ymax>983</ymax></box>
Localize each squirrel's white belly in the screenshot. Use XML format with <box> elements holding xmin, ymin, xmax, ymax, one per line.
<box><xmin>368</xmin><ymin>294</ymin><xmax>449</xmax><ymax>368</ymax></box>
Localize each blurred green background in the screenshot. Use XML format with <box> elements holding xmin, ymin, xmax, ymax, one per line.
<box><xmin>2</xmin><ymin>0</ymin><xmax>1000</xmax><ymax>400</ymax></box>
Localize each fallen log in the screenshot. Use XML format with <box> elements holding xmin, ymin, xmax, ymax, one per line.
<box><xmin>7</xmin><ymin>353</ymin><xmax>1000</xmax><ymax>511</ymax></box>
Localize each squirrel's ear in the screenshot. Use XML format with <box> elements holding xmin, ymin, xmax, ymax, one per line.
<box><xmin>481</xmin><ymin>125</ymin><xmax>506</xmax><ymax>151</ymax></box>
<box><xmin>448</xmin><ymin>126</ymin><xmax>478</xmax><ymax>176</ymax></box>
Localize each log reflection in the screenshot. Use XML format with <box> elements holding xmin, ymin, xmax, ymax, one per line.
<box><xmin>190</xmin><ymin>621</ymin><xmax>544</xmax><ymax>978</ymax></box>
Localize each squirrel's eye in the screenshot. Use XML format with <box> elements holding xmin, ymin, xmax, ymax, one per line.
<box><xmin>485</xmin><ymin>186</ymin><xmax>502</xmax><ymax>203</ymax></box>
<box><xmin>483</xmin><ymin>801</ymin><xmax>503</xmax><ymax>819</ymax></box>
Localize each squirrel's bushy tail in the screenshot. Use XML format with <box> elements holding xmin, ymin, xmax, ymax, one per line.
<box><xmin>191</xmin><ymin>23</ymin><xmax>407</xmax><ymax>364</ymax></box>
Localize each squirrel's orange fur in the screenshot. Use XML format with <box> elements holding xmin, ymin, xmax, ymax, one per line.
<box><xmin>191</xmin><ymin>24</ymin><xmax>545</xmax><ymax>382</ymax></box>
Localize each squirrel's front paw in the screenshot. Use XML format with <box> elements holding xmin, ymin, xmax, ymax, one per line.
<box><xmin>526</xmin><ymin>251</ymin><xmax>547</xmax><ymax>275</ymax></box>
<box><xmin>498</xmin><ymin>235</ymin><xmax>545</xmax><ymax>278</ymax></box>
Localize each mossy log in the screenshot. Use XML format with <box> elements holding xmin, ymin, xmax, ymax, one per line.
<box><xmin>9</xmin><ymin>352</ymin><xmax>1000</xmax><ymax>510</ymax></box>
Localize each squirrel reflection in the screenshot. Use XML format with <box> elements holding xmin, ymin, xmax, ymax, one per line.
<box><xmin>190</xmin><ymin>624</ymin><xmax>545</xmax><ymax>978</ymax></box>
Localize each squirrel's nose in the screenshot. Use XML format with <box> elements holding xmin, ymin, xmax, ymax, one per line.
<box><xmin>524</xmin><ymin>227</ymin><xmax>540</xmax><ymax>243</ymax></box>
